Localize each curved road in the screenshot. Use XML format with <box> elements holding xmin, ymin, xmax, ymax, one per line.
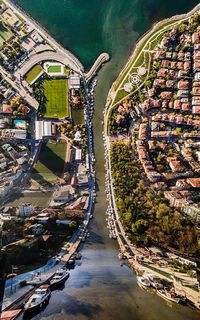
<box><xmin>16</xmin><ymin>51</ymin><xmax>83</xmax><ymax>78</ymax></box>
<box><xmin>4</xmin><ymin>0</ymin><xmax>84</xmax><ymax>74</ymax></box>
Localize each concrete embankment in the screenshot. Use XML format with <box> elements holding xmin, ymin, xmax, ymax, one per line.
<box><xmin>85</xmin><ymin>53</ymin><xmax>110</xmax><ymax>82</ymax></box>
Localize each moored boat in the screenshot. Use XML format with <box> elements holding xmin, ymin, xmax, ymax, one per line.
<box><xmin>157</xmin><ymin>288</ymin><xmax>180</xmax><ymax>303</ymax></box>
<box><xmin>137</xmin><ymin>276</ymin><xmax>151</xmax><ymax>289</ymax></box>
<box><xmin>50</xmin><ymin>269</ymin><xmax>69</xmax><ymax>288</ymax></box>
<box><xmin>24</xmin><ymin>285</ymin><xmax>51</xmax><ymax>314</ymax></box>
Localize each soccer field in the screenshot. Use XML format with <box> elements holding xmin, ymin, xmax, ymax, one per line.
<box><xmin>43</xmin><ymin>79</ymin><xmax>69</xmax><ymax>118</ymax></box>
<box><xmin>48</xmin><ymin>65</ymin><xmax>62</xmax><ymax>73</ymax></box>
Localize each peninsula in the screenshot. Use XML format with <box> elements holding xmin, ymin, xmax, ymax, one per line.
<box><xmin>104</xmin><ymin>4</ymin><xmax>200</xmax><ymax>310</ymax></box>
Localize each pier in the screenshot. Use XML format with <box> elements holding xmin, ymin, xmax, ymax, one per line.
<box><xmin>84</xmin><ymin>53</ymin><xmax>110</xmax><ymax>82</ymax></box>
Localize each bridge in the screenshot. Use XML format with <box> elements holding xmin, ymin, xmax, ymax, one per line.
<box><xmin>84</xmin><ymin>53</ymin><xmax>110</xmax><ymax>82</ymax></box>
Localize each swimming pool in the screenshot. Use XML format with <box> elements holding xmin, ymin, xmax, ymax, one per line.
<box><xmin>13</xmin><ymin>119</ymin><xmax>27</xmax><ymax>129</ymax></box>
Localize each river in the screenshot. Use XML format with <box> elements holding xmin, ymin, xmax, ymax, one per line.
<box><xmin>14</xmin><ymin>0</ymin><xmax>200</xmax><ymax>319</ymax></box>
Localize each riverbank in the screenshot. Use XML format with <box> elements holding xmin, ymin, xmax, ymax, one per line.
<box><xmin>104</xmin><ymin>3</ymin><xmax>200</xmax><ymax>310</ymax></box>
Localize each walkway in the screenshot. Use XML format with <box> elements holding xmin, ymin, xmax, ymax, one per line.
<box><xmin>84</xmin><ymin>53</ymin><xmax>110</xmax><ymax>82</ymax></box>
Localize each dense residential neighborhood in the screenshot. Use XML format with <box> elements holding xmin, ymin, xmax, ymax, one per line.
<box><xmin>108</xmin><ymin>15</ymin><xmax>200</xmax><ymax>230</ymax></box>
<box><xmin>105</xmin><ymin>7</ymin><xmax>200</xmax><ymax>310</ymax></box>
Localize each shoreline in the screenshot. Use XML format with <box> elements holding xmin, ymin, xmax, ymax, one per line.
<box><xmin>4</xmin><ymin>0</ymin><xmax>84</xmax><ymax>73</ymax></box>
<box><xmin>106</xmin><ymin>3</ymin><xmax>200</xmax><ymax>107</ymax></box>
<box><xmin>104</xmin><ymin>4</ymin><xmax>200</xmax><ymax>310</ymax></box>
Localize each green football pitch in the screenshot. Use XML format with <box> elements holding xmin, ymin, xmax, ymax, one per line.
<box><xmin>43</xmin><ymin>79</ymin><xmax>68</xmax><ymax>118</ymax></box>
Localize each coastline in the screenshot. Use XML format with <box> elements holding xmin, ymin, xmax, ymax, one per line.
<box><xmin>4</xmin><ymin>0</ymin><xmax>84</xmax><ymax>73</ymax></box>
<box><xmin>106</xmin><ymin>3</ymin><xmax>200</xmax><ymax>108</ymax></box>
<box><xmin>103</xmin><ymin>4</ymin><xmax>200</xmax><ymax>310</ymax></box>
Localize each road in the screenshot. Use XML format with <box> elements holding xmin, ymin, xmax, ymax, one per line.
<box><xmin>4</xmin><ymin>0</ymin><xmax>84</xmax><ymax>74</ymax></box>
<box><xmin>0</xmin><ymin>67</ymin><xmax>39</xmax><ymax>109</ymax></box>
<box><xmin>16</xmin><ymin>51</ymin><xmax>83</xmax><ymax>79</ymax></box>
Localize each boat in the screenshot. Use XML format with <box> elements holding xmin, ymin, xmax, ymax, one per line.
<box><xmin>137</xmin><ymin>276</ymin><xmax>151</xmax><ymax>289</ymax></box>
<box><xmin>67</xmin><ymin>257</ymin><xmax>76</xmax><ymax>266</ymax></box>
<box><xmin>146</xmin><ymin>274</ymin><xmax>164</xmax><ymax>289</ymax></box>
<box><xmin>1</xmin><ymin>309</ymin><xmax>22</xmax><ymax>320</ymax></box>
<box><xmin>24</xmin><ymin>285</ymin><xmax>51</xmax><ymax>314</ymax></box>
<box><xmin>81</xmin><ymin>236</ymin><xmax>86</xmax><ymax>242</ymax></box>
<box><xmin>71</xmin><ymin>252</ymin><xmax>82</xmax><ymax>260</ymax></box>
<box><xmin>50</xmin><ymin>269</ymin><xmax>69</xmax><ymax>288</ymax></box>
<box><xmin>75</xmin><ymin>252</ymin><xmax>82</xmax><ymax>259</ymax></box>
<box><xmin>157</xmin><ymin>288</ymin><xmax>180</xmax><ymax>303</ymax></box>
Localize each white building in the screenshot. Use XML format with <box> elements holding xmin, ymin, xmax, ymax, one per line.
<box><xmin>44</xmin><ymin>121</ymin><xmax>52</xmax><ymax>136</ymax></box>
<box><xmin>35</xmin><ymin>120</ymin><xmax>52</xmax><ymax>140</ymax></box>
<box><xmin>69</xmin><ymin>73</ymin><xmax>80</xmax><ymax>89</ymax></box>
<box><xmin>75</xmin><ymin>148</ymin><xmax>82</xmax><ymax>161</ymax></box>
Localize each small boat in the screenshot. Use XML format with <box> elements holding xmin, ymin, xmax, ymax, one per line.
<box><xmin>50</xmin><ymin>269</ymin><xmax>69</xmax><ymax>288</ymax></box>
<box><xmin>75</xmin><ymin>252</ymin><xmax>82</xmax><ymax>259</ymax></box>
<box><xmin>146</xmin><ymin>274</ymin><xmax>164</xmax><ymax>289</ymax></box>
<box><xmin>81</xmin><ymin>236</ymin><xmax>86</xmax><ymax>242</ymax></box>
<box><xmin>24</xmin><ymin>285</ymin><xmax>51</xmax><ymax>314</ymax></box>
<box><xmin>67</xmin><ymin>258</ymin><xmax>76</xmax><ymax>266</ymax></box>
<box><xmin>157</xmin><ymin>289</ymin><xmax>180</xmax><ymax>304</ymax></box>
<box><xmin>71</xmin><ymin>252</ymin><xmax>82</xmax><ymax>260</ymax></box>
<box><xmin>137</xmin><ymin>276</ymin><xmax>151</xmax><ymax>289</ymax></box>
<box><xmin>118</xmin><ymin>253</ymin><xmax>124</xmax><ymax>260</ymax></box>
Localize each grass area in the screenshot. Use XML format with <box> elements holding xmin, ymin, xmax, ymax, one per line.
<box><xmin>25</xmin><ymin>64</ymin><xmax>43</xmax><ymax>84</ymax></box>
<box><xmin>71</xmin><ymin>108</ymin><xmax>84</xmax><ymax>125</ymax></box>
<box><xmin>31</xmin><ymin>140</ymin><xmax>66</xmax><ymax>185</ymax></box>
<box><xmin>0</xmin><ymin>22</ymin><xmax>13</xmax><ymax>48</ymax></box>
<box><xmin>48</xmin><ymin>65</ymin><xmax>61</xmax><ymax>73</ymax></box>
<box><xmin>113</xmin><ymin>90</ymin><xmax>128</xmax><ymax>105</ymax></box>
<box><xmin>43</xmin><ymin>79</ymin><xmax>68</xmax><ymax>118</ymax></box>
<box><xmin>3</xmin><ymin>191</ymin><xmax>53</xmax><ymax>207</ymax></box>
<box><xmin>145</xmin><ymin>264</ymin><xmax>172</xmax><ymax>279</ymax></box>
<box><xmin>112</xmin><ymin>16</ymin><xmax>183</xmax><ymax>94</ymax></box>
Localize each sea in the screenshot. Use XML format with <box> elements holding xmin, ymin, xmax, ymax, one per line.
<box><xmin>13</xmin><ymin>1</ymin><xmax>200</xmax><ymax>319</ymax></box>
